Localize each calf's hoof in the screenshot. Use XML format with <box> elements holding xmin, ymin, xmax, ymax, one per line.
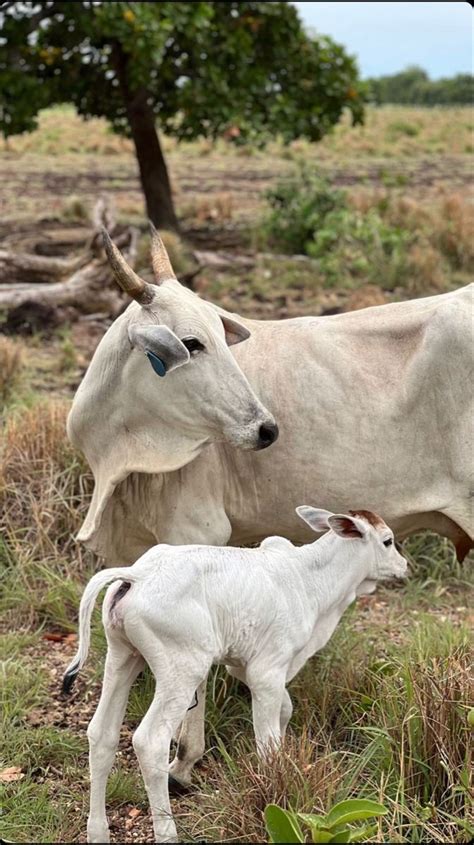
<box><xmin>168</xmin><ymin>773</ymin><xmax>193</xmax><ymax>795</ymax></box>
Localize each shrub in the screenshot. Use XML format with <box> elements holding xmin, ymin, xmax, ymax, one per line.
<box><xmin>261</xmin><ymin>167</ymin><xmax>346</xmax><ymax>256</ymax></box>
<box><xmin>261</xmin><ymin>168</ymin><xmax>413</xmax><ymax>290</ymax></box>
<box><xmin>262</xmin><ymin>172</ymin><xmax>474</xmax><ymax>295</ymax></box>
<box><xmin>386</xmin><ymin>120</ymin><xmax>420</xmax><ymax>138</ymax></box>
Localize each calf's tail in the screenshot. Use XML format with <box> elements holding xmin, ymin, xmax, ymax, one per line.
<box><xmin>62</xmin><ymin>566</ymin><xmax>139</xmax><ymax>694</ymax></box>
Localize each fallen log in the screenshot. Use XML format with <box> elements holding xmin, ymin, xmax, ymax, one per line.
<box><xmin>0</xmin><ymin>228</ymin><xmax>137</xmax><ymax>316</ymax></box>
<box><xmin>0</xmin><ymin>196</ymin><xmax>137</xmax><ymax>321</ymax></box>
<box><xmin>0</xmin><ymin>249</ymin><xmax>90</xmax><ymax>284</ymax></box>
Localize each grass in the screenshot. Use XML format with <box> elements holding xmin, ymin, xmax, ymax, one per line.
<box><xmin>1</xmin><ymin>104</ymin><xmax>472</xmax><ymax>227</ymax></box>
<box><xmin>3</xmin><ymin>103</ymin><xmax>472</xmax><ymax>160</ymax></box>
<box><xmin>0</xmin><ymin>336</ymin><xmax>24</xmax><ymax>406</ymax></box>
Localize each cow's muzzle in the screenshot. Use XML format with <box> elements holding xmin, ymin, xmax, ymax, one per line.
<box><xmin>255</xmin><ymin>421</ymin><xmax>279</xmax><ymax>450</ymax></box>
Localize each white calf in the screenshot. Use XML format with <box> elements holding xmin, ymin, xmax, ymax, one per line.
<box><xmin>63</xmin><ymin>507</ymin><xmax>407</xmax><ymax>843</ymax></box>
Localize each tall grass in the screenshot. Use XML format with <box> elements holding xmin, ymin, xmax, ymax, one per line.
<box><xmin>0</xmin><ymin>336</ymin><xmax>24</xmax><ymax>405</ymax></box>
<box><xmin>176</xmin><ymin>617</ymin><xmax>472</xmax><ymax>843</ymax></box>
<box><xmin>0</xmin><ymin>399</ymin><xmax>94</xmax><ymax>627</ymax></box>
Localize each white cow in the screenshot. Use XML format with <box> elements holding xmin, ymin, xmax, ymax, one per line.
<box><xmin>68</xmin><ymin>230</ymin><xmax>473</xmax><ymax>783</ymax></box>
<box><xmin>63</xmin><ymin>507</ymin><xmax>408</xmax><ymax>843</ymax></box>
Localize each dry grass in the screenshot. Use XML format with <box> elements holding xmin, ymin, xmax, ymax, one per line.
<box><xmin>181</xmin><ymin>732</ymin><xmax>344</xmax><ymax>843</ymax></box>
<box><xmin>0</xmin><ymin>401</ymin><xmax>94</xmax><ymax>628</ymax></box>
<box><xmin>175</xmin><ymin>616</ymin><xmax>473</xmax><ymax>844</ymax></box>
<box><xmin>4</xmin><ymin>104</ymin><xmax>472</xmax><ymax>160</ymax></box>
<box><xmin>0</xmin><ymin>336</ymin><xmax>24</xmax><ymax>404</ymax></box>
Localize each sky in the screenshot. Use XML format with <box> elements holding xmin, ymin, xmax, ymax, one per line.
<box><xmin>292</xmin><ymin>2</ymin><xmax>473</xmax><ymax>79</ymax></box>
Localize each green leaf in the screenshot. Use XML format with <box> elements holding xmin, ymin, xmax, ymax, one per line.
<box><xmin>324</xmin><ymin>799</ymin><xmax>388</xmax><ymax>829</ymax></box>
<box><xmin>310</xmin><ymin>828</ymin><xmax>335</xmax><ymax>844</ymax></box>
<box><xmin>297</xmin><ymin>813</ymin><xmax>326</xmax><ymax>829</ymax></box>
<box><xmin>328</xmin><ymin>831</ymin><xmax>351</xmax><ymax>844</ymax></box>
<box><xmin>264</xmin><ymin>805</ymin><xmax>304</xmax><ymax>843</ymax></box>
<box><xmin>347</xmin><ymin>824</ymin><xmax>378</xmax><ymax>842</ymax></box>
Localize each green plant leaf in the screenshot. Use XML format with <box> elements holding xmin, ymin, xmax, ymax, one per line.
<box><xmin>347</xmin><ymin>824</ymin><xmax>378</xmax><ymax>842</ymax></box>
<box><xmin>324</xmin><ymin>799</ymin><xmax>388</xmax><ymax>829</ymax></box>
<box><xmin>297</xmin><ymin>813</ymin><xmax>326</xmax><ymax>829</ymax></box>
<box><xmin>310</xmin><ymin>827</ymin><xmax>335</xmax><ymax>844</ymax></box>
<box><xmin>265</xmin><ymin>805</ymin><xmax>304</xmax><ymax>843</ymax></box>
<box><xmin>328</xmin><ymin>831</ymin><xmax>351</xmax><ymax>844</ymax></box>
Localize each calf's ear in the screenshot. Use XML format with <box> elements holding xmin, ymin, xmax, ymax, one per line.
<box><xmin>296</xmin><ymin>506</ymin><xmax>334</xmax><ymax>533</ymax></box>
<box><xmin>327</xmin><ymin>514</ymin><xmax>367</xmax><ymax>539</ymax></box>
<box><xmin>220</xmin><ymin>314</ymin><xmax>251</xmax><ymax>346</ymax></box>
<box><xmin>128</xmin><ymin>324</ymin><xmax>190</xmax><ymax>374</ymax></box>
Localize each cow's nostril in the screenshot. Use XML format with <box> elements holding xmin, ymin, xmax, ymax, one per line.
<box><xmin>257</xmin><ymin>422</ymin><xmax>279</xmax><ymax>450</ymax></box>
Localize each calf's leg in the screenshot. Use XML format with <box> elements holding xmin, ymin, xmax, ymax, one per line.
<box><xmin>247</xmin><ymin>669</ymin><xmax>286</xmax><ymax>757</ymax></box>
<box><xmin>169</xmin><ymin>675</ymin><xmax>207</xmax><ymax>790</ymax></box>
<box><xmin>133</xmin><ymin>666</ymin><xmax>209</xmax><ymax>843</ymax></box>
<box><xmin>280</xmin><ymin>689</ymin><xmax>293</xmax><ymax>737</ymax></box>
<box><xmin>87</xmin><ymin>646</ymin><xmax>145</xmax><ymax>843</ymax></box>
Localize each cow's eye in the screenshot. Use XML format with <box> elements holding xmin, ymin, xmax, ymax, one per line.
<box><xmin>181</xmin><ymin>337</ymin><xmax>205</xmax><ymax>355</ymax></box>
<box><xmin>383</xmin><ymin>538</ymin><xmax>393</xmax><ymax>547</ymax></box>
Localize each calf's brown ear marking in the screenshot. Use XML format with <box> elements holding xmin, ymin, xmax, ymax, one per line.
<box><xmin>349</xmin><ymin>509</ymin><xmax>385</xmax><ymax>528</ymax></box>
<box><xmin>332</xmin><ymin>516</ymin><xmax>364</xmax><ymax>538</ymax></box>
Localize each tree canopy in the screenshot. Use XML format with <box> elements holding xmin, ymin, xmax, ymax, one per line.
<box><xmin>0</xmin><ymin>2</ymin><xmax>367</xmax><ymax>227</ymax></box>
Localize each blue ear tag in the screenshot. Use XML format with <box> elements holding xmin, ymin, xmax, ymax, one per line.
<box><xmin>146</xmin><ymin>349</ymin><xmax>167</xmax><ymax>377</ymax></box>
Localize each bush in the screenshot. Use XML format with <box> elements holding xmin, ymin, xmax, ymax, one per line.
<box><xmin>261</xmin><ymin>168</ymin><xmax>412</xmax><ymax>289</ymax></box>
<box><xmin>261</xmin><ymin>167</ymin><xmax>346</xmax><ymax>256</ymax></box>
<box><xmin>261</xmin><ymin>171</ymin><xmax>473</xmax><ymax>293</ymax></box>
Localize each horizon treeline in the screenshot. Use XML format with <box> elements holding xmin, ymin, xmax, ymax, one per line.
<box><xmin>366</xmin><ymin>66</ymin><xmax>473</xmax><ymax>105</ymax></box>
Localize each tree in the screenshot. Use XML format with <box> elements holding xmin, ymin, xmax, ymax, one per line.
<box><xmin>0</xmin><ymin>2</ymin><xmax>366</xmax><ymax>230</ymax></box>
<box><xmin>368</xmin><ymin>65</ymin><xmax>473</xmax><ymax>106</ymax></box>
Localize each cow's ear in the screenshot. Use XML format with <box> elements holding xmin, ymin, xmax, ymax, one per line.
<box><xmin>296</xmin><ymin>506</ymin><xmax>334</xmax><ymax>533</ymax></box>
<box><xmin>128</xmin><ymin>324</ymin><xmax>190</xmax><ymax>374</ymax></box>
<box><xmin>220</xmin><ymin>314</ymin><xmax>251</xmax><ymax>346</ymax></box>
<box><xmin>327</xmin><ymin>514</ymin><xmax>367</xmax><ymax>539</ymax></box>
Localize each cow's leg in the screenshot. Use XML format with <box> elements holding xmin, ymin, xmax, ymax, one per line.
<box><xmin>87</xmin><ymin>645</ymin><xmax>145</xmax><ymax>843</ymax></box>
<box><xmin>247</xmin><ymin>668</ymin><xmax>286</xmax><ymax>757</ymax></box>
<box><xmin>168</xmin><ymin>676</ymin><xmax>207</xmax><ymax>791</ymax></box>
<box><xmin>133</xmin><ymin>667</ymin><xmax>209</xmax><ymax>843</ymax></box>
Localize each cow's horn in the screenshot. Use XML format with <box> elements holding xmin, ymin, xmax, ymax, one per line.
<box><xmin>149</xmin><ymin>221</ymin><xmax>177</xmax><ymax>284</ymax></box>
<box><xmin>102</xmin><ymin>229</ymin><xmax>154</xmax><ymax>305</ymax></box>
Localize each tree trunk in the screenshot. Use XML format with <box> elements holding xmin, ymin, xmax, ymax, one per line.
<box><xmin>113</xmin><ymin>45</ymin><xmax>178</xmax><ymax>231</ymax></box>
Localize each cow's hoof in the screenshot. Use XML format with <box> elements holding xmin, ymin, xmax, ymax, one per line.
<box><xmin>168</xmin><ymin>773</ymin><xmax>193</xmax><ymax>795</ymax></box>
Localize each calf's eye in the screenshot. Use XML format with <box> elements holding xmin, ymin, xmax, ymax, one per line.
<box><xmin>181</xmin><ymin>337</ymin><xmax>205</xmax><ymax>355</ymax></box>
<box><xmin>383</xmin><ymin>538</ymin><xmax>393</xmax><ymax>547</ymax></box>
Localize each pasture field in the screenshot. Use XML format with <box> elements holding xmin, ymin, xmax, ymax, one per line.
<box><xmin>1</xmin><ymin>105</ymin><xmax>473</xmax><ymax>843</ymax></box>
